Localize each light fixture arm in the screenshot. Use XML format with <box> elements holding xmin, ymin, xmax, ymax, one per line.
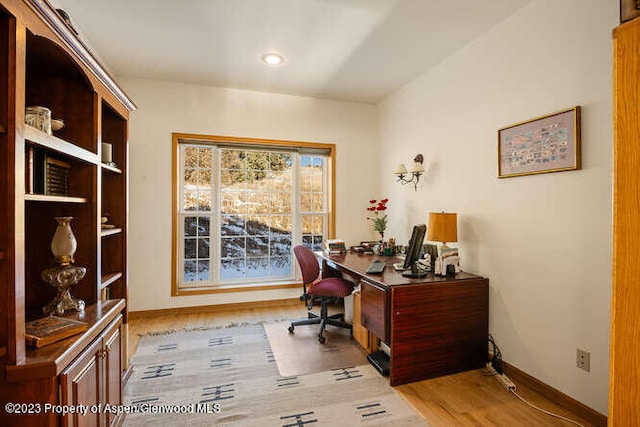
<box><xmin>396</xmin><ymin>171</ymin><xmax>422</xmax><ymax>191</ymax></box>
<box><xmin>394</xmin><ymin>153</ymin><xmax>425</xmax><ymax>191</ymax></box>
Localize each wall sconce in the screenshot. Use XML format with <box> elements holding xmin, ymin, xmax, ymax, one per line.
<box><xmin>394</xmin><ymin>154</ymin><xmax>425</xmax><ymax>191</ymax></box>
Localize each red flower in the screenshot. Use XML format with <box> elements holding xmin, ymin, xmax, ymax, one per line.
<box><xmin>366</xmin><ymin>198</ymin><xmax>389</xmax><ymax>234</ymax></box>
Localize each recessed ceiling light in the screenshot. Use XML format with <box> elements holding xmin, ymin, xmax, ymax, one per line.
<box><xmin>261</xmin><ymin>53</ymin><xmax>284</xmax><ymax>66</ymax></box>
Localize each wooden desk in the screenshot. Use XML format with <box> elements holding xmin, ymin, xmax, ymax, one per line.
<box><xmin>320</xmin><ymin>252</ymin><xmax>489</xmax><ymax>386</ymax></box>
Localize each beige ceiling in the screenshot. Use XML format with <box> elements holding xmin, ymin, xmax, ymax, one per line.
<box><xmin>56</xmin><ymin>0</ymin><xmax>532</xmax><ymax>104</ymax></box>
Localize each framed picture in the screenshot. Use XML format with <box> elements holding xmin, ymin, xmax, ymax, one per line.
<box><xmin>620</xmin><ymin>0</ymin><xmax>640</xmax><ymax>23</ymax></box>
<box><xmin>498</xmin><ymin>106</ymin><xmax>581</xmax><ymax>178</ymax></box>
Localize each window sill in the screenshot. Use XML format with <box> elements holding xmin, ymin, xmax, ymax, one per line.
<box><xmin>173</xmin><ymin>281</ymin><xmax>301</xmax><ymax>296</ymax></box>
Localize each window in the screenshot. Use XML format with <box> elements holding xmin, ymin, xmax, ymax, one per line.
<box><xmin>301</xmin><ymin>155</ymin><xmax>326</xmax><ymax>252</ymax></box>
<box><xmin>173</xmin><ymin>134</ymin><xmax>335</xmax><ymax>294</ymax></box>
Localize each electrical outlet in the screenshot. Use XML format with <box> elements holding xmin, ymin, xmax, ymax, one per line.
<box><xmin>577</xmin><ymin>349</ymin><xmax>590</xmax><ymax>372</ymax></box>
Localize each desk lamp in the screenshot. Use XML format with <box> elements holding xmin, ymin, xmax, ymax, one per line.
<box><xmin>427</xmin><ymin>212</ymin><xmax>457</xmax><ymax>253</ymax></box>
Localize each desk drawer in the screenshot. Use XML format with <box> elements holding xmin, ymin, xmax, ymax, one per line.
<box><xmin>360</xmin><ymin>279</ymin><xmax>388</xmax><ymax>343</ymax></box>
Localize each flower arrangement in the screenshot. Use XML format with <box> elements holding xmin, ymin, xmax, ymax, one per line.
<box><xmin>366</xmin><ymin>198</ymin><xmax>389</xmax><ymax>238</ymax></box>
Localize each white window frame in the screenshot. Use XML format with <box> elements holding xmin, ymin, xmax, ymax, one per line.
<box><xmin>171</xmin><ymin>134</ymin><xmax>335</xmax><ymax>296</ymax></box>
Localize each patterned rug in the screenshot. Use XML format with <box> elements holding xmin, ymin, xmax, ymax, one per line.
<box><xmin>123</xmin><ymin>324</ymin><xmax>426</xmax><ymax>426</ymax></box>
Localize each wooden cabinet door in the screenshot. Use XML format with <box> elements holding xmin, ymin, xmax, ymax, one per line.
<box><xmin>360</xmin><ymin>279</ymin><xmax>388</xmax><ymax>343</ymax></box>
<box><xmin>103</xmin><ymin>319</ymin><xmax>122</xmax><ymax>427</ymax></box>
<box><xmin>390</xmin><ymin>279</ymin><xmax>489</xmax><ymax>386</ymax></box>
<box><xmin>610</xmin><ymin>18</ymin><xmax>640</xmax><ymax>422</ymax></box>
<box><xmin>60</xmin><ymin>316</ymin><xmax>123</xmax><ymax>427</ymax></box>
<box><xmin>60</xmin><ymin>338</ymin><xmax>103</xmax><ymax>427</ymax></box>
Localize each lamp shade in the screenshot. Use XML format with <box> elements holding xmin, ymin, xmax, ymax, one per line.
<box><xmin>410</xmin><ymin>161</ymin><xmax>425</xmax><ymax>173</ymax></box>
<box><xmin>395</xmin><ymin>163</ymin><xmax>408</xmax><ymax>175</ymax></box>
<box><xmin>427</xmin><ymin>212</ymin><xmax>457</xmax><ymax>243</ymax></box>
<box><xmin>51</xmin><ymin>216</ymin><xmax>77</xmax><ymax>265</ymax></box>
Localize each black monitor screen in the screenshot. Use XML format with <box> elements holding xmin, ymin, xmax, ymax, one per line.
<box><xmin>403</xmin><ymin>224</ymin><xmax>426</xmax><ymax>270</ymax></box>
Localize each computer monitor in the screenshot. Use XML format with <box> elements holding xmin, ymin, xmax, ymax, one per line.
<box><xmin>402</xmin><ymin>224</ymin><xmax>427</xmax><ymax>278</ymax></box>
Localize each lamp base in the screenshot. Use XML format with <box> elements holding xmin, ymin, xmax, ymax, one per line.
<box><xmin>42</xmin><ymin>265</ymin><xmax>86</xmax><ymax>316</ymax></box>
<box><xmin>438</xmin><ymin>242</ymin><xmax>450</xmax><ymax>255</ymax></box>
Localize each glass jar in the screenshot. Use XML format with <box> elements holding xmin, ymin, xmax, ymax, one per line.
<box><xmin>25</xmin><ymin>106</ymin><xmax>52</xmax><ymax>135</ymax></box>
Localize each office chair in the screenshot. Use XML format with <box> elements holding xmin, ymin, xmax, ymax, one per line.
<box><xmin>288</xmin><ymin>244</ymin><xmax>354</xmax><ymax>343</ymax></box>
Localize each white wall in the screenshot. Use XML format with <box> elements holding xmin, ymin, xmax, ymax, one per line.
<box><xmin>378</xmin><ymin>0</ymin><xmax>615</xmax><ymax>414</ymax></box>
<box><xmin>121</xmin><ymin>78</ymin><xmax>379</xmax><ymax>312</ymax></box>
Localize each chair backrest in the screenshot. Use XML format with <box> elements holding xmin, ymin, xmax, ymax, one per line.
<box><xmin>293</xmin><ymin>244</ymin><xmax>320</xmax><ymax>285</ymax></box>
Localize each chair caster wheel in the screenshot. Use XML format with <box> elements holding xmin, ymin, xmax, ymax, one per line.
<box><xmin>288</xmin><ymin>326</ymin><xmax>295</xmax><ymax>334</ymax></box>
<box><xmin>318</xmin><ymin>335</ymin><xmax>325</xmax><ymax>344</ymax></box>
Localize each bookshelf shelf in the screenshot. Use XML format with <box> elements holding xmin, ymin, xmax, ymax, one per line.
<box><xmin>101</xmin><ymin>272</ymin><xmax>123</xmax><ymax>289</ymax></box>
<box><xmin>101</xmin><ymin>228</ymin><xmax>122</xmax><ymax>237</ymax></box>
<box><xmin>101</xmin><ymin>163</ymin><xmax>122</xmax><ymax>174</ymax></box>
<box><xmin>24</xmin><ymin>194</ymin><xmax>88</xmax><ymax>203</ymax></box>
<box><xmin>24</xmin><ymin>125</ymin><xmax>99</xmax><ymax>165</ymax></box>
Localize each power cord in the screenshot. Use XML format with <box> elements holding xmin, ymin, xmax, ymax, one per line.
<box><xmin>416</xmin><ymin>260</ymin><xmax>429</xmax><ymax>271</ymax></box>
<box><xmin>488</xmin><ymin>333</ymin><xmax>503</xmax><ymax>374</ymax></box>
<box><xmin>509</xmin><ymin>388</ymin><xmax>584</xmax><ymax>427</ymax></box>
<box><xmin>484</xmin><ymin>334</ymin><xmax>585</xmax><ymax>426</ymax></box>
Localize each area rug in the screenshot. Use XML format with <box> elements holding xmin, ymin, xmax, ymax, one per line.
<box><xmin>264</xmin><ymin>321</ymin><xmax>368</xmax><ymax>376</ymax></box>
<box><xmin>123</xmin><ymin>324</ymin><xmax>426</xmax><ymax>426</ymax></box>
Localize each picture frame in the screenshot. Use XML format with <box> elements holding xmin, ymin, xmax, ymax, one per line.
<box><xmin>498</xmin><ymin>106</ymin><xmax>581</xmax><ymax>179</ymax></box>
<box><xmin>620</xmin><ymin>0</ymin><xmax>640</xmax><ymax>23</ymax></box>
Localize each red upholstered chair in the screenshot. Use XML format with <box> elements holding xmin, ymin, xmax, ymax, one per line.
<box><xmin>288</xmin><ymin>244</ymin><xmax>354</xmax><ymax>343</ymax></box>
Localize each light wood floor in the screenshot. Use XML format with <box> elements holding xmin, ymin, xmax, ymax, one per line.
<box><xmin>127</xmin><ymin>305</ymin><xmax>594</xmax><ymax>426</ymax></box>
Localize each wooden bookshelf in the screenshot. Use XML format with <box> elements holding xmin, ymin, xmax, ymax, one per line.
<box><xmin>0</xmin><ymin>1</ymin><xmax>135</xmax><ymax>425</ymax></box>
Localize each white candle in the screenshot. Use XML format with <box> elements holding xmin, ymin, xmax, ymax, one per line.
<box><xmin>101</xmin><ymin>143</ymin><xmax>113</xmax><ymax>163</ymax></box>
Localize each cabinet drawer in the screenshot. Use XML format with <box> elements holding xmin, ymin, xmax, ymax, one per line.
<box><xmin>360</xmin><ymin>279</ymin><xmax>388</xmax><ymax>343</ymax></box>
